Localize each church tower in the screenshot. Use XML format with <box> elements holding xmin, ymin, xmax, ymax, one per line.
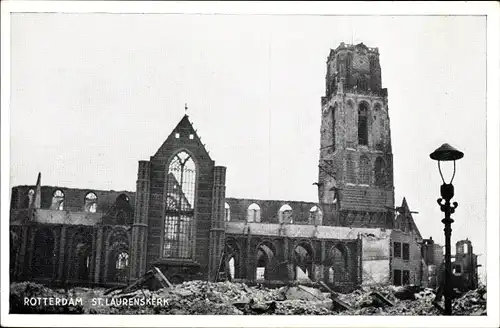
<box><xmin>318</xmin><ymin>43</ymin><xmax>395</xmax><ymax>228</ymax></box>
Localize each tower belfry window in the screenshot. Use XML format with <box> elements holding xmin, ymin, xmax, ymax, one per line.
<box><xmin>358</xmin><ymin>102</ymin><xmax>369</xmax><ymax>146</ymax></box>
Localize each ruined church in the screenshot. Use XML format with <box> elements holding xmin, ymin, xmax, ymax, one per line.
<box><xmin>10</xmin><ymin>43</ymin><xmax>431</xmax><ymax>291</ymax></box>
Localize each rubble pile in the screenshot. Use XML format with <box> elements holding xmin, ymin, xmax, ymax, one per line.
<box><xmin>9</xmin><ymin>280</ymin><xmax>487</xmax><ymax>316</ymax></box>
<box><xmin>452</xmin><ymin>285</ymin><xmax>487</xmax><ymax>316</ymax></box>
<box><xmin>10</xmin><ymin>282</ymin><xmax>84</xmax><ymax>314</ymax></box>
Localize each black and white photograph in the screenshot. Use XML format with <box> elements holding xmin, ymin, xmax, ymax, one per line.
<box><xmin>1</xmin><ymin>1</ymin><xmax>499</xmax><ymax>327</ymax></box>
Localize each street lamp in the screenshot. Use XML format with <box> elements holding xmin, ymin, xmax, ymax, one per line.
<box><xmin>429</xmin><ymin>143</ymin><xmax>464</xmax><ymax>315</ymax></box>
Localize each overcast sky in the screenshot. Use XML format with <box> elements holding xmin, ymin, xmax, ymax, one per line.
<box><xmin>9</xmin><ymin>13</ymin><xmax>487</xmax><ymax>275</ymax></box>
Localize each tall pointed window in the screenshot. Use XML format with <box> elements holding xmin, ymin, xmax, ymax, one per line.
<box><xmin>51</xmin><ymin>190</ymin><xmax>65</xmax><ymax>210</ymax></box>
<box><xmin>374</xmin><ymin>157</ymin><xmax>387</xmax><ymax>187</ymax></box>
<box><xmin>359</xmin><ymin>156</ymin><xmax>371</xmax><ymax>185</ymax></box>
<box><xmin>358</xmin><ymin>102</ymin><xmax>369</xmax><ymax>146</ymax></box>
<box><xmin>163</xmin><ymin>151</ymin><xmax>196</xmax><ymax>259</ymax></box>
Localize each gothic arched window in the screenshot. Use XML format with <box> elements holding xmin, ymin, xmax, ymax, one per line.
<box><xmin>309</xmin><ymin>205</ymin><xmax>323</xmax><ymax>225</ymax></box>
<box><xmin>278</xmin><ymin>204</ymin><xmax>293</xmax><ymax>224</ymax></box>
<box><xmin>247</xmin><ymin>203</ymin><xmax>261</xmax><ymax>223</ymax></box>
<box><xmin>163</xmin><ymin>151</ymin><xmax>196</xmax><ymax>259</ymax></box>
<box><xmin>358</xmin><ymin>102</ymin><xmax>369</xmax><ymax>146</ymax></box>
<box><xmin>51</xmin><ymin>189</ymin><xmax>65</xmax><ymax>210</ymax></box>
<box><xmin>359</xmin><ymin>156</ymin><xmax>371</xmax><ymax>185</ymax></box>
<box><xmin>84</xmin><ymin>192</ymin><xmax>98</xmax><ymax>213</ymax></box>
<box><xmin>374</xmin><ymin>157</ymin><xmax>387</xmax><ymax>187</ymax></box>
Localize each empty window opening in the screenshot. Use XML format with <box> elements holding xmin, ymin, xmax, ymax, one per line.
<box><xmin>247</xmin><ymin>203</ymin><xmax>261</xmax><ymax>223</ymax></box>
<box><xmin>163</xmin><ymin>151</ymin><xmax>196</xmax><ymax>259</ymax></box>
<box><xmin>453</xmin><ymin>264</ymin><xmax>462</xmax><ymax>275</ymax></box>
<box><xmin>329</xmin><ymin>244</ymin><xmax>349</xmax><ymax>283</ymax></box>
<box><xmin>463</xmin><ymin>243</ymin><xmax>468</xmax><ymax>253</ymax></box>
<box><xmin>225</xmin><ymin>202</ymin><xmax>231</xmax><ymax>222</ymax></box>
<box><xmin>402</xmin><ymin>270</ymin><xmax>410</xmax><ymax>285</ymax></box>
<box><xmin>278</xmin><ymin>204</ymin><xmax>293</xmax><ymax>224</ymax></box>
<box><xmin>51</xmin><ymin>189</ymin><xmax>65</xmax><ymax>211</ymax></box>
<box><xmin>25</xmin><ymin>189</ymin><xmax>35</xmax><ymax>208</ymax></box>
<box><xmin>402</xmin><ymin>243</ymin><xmax>410</xmax><ymax>261</ymax></box>
<box><xmin>393</xmin><ymin>269</ymin><xmax>402</xmax><ymax>286</ymax></box>
<box><xmin>175</xmin><ymin>132</ymin><xmax>180</xmax><ymax>139</ymax></box>
<box><xmin>393</xmin><ymin>242</ymin><xmax>402</xmax><ymax>258</ymax></box>
<box><xmin>359</xmin><ymin>156</ymin><xmax>370</xmax><ymax>185</ymax></box>
<box><xmin>228</xmin><ymin>257</ymin><xmax>235</xmax><ymax>279</ymax></box>
<box><xmin>222</xmin><ymin>241</ymin><xmax>240</xmax><ymax>280</ymax></box>
<box><xmin>358</xmin><ymin>102</ymin><xmax>369</xmax><ymax>146</ymax></box>
<box><xmin>309</xmin><ymin>205</ymin><xmax>323</xmax><ymax>225</ymax></box>
<box><xmin>84</xmin><ymin>192</ymin><xmax>98</xmax><ymax>213</ymax></box>
<box><xmin>189</xmin><ymin>134</ymin><xmax>194</xmax><ymax>140</ymax></box>
<box><xmin>328</xmin><ymin>267</ymin><xmax>335</xmax><ymax>283</ymax></box>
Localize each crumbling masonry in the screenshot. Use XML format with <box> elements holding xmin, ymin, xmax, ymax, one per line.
<box><xmin>10</xmin><ymin>43</ymin><xmax>455</xmax><ymax>291</ymax></box>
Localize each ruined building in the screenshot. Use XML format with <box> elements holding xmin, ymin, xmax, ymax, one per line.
<box><xmin>422</xmin><ymin>237</ymin><xmax>481</xmax><ymax>291</ymax></box>
<box><xmin>10</xmin><ymin>43</ymin><xmax>426</xmax><ymax>291</ymax></box>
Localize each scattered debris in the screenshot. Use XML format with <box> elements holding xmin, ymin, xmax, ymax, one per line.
<box><xmin>9</xmin><ymin>280</ymin><xmax>487</xmax><ymax>315</ymax></box>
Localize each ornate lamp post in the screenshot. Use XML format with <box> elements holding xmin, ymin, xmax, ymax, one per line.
<box><xmin>430</xmin><ymin>143</ymin><xmax>464</xmax><ymax>315</ymax></box>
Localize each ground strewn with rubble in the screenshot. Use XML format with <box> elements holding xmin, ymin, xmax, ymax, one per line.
<box><xmin>10</xmin><ymin>281</ymin><xmax>486</xmax><ymax>315</ymax></box>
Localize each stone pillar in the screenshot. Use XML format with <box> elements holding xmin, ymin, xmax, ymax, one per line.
<box><xmin>26</xmin><ymin>226</ymin><xmax>37</xmax><ymax>279</ymax></box>
<box><xmin>130</xmin><ymin>160</ymin><xmax>150</xmax><ymax>280</ymax></box>
<box><xmin>16</xmin><ymin>225</ymin><xmax>29</xmax><ymax>279</ymax></box>
<box><xmin>93</xmin><ymin>226</ymin><xmax>104</xmax><ymax>283</ymax></box>
<box><xmin>246</xmin><ymin>225</ymin><xmax>252</xmax><ymax>280</ymax></box>
<box><xmin>90</xmin><ymin>227</ymin><xmax>98</xmax><ymax>283</ymax></box>
<box><xmin>320</xmin><ymin>240</ymin><xmax>326</xmax><ymax>282</ymax></box>
<box><xmin>57</xmin><ymin>226</ymin><xmax>68</xmax><ymax>281</ymax></box>
<box><xmin>356</xmin><ymin>237</ymin><xmax>363</xmax><ymax>285</ymax></box>
<box><xmin>283</xmin><ymin>237</ymin><xmax>294</xmax><ymax>280</ymax></box>
<box><xmin>208</xmin><ymin>166</ymin><xmax>226</xmax><ymax>281</ymax></box>
<box><xmin>52</xmin><ymin>227</ymin><xmax>61</xmax><ymax>281</ymax></box>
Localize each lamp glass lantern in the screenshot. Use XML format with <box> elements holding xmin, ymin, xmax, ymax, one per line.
<box><xmin>430</xmin><ymin>143</ymin><xmax>464</xmax><ymax>201</ymax></box>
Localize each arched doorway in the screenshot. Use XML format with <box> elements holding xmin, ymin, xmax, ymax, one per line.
<box><xmin>255</xmin><ymin>241</ymin><xmax>277</xmax><ymax>281</ymax></box>
<box><xmin>293</xmin><ymin>242</ymin><xmax>314</xmax><ymax>281</ymax></box>
<box><xmin>69</xmin><ymin>230</ymin><xmax>92</xmax><ymax>282</ymax></box>
<box><xmin>327</xmin><ymin>244</ymin><xmax>349</xmax><ymax>284</ymax></box>
<box><xmin>221</xmin><ymin>239</ymin><xmax>241</xmax><ymax>280</ymax></box>
<box><xmin>105</xmin><ymin>228</ymin><xmax>130</xmax><ymax>283</ymax></box>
